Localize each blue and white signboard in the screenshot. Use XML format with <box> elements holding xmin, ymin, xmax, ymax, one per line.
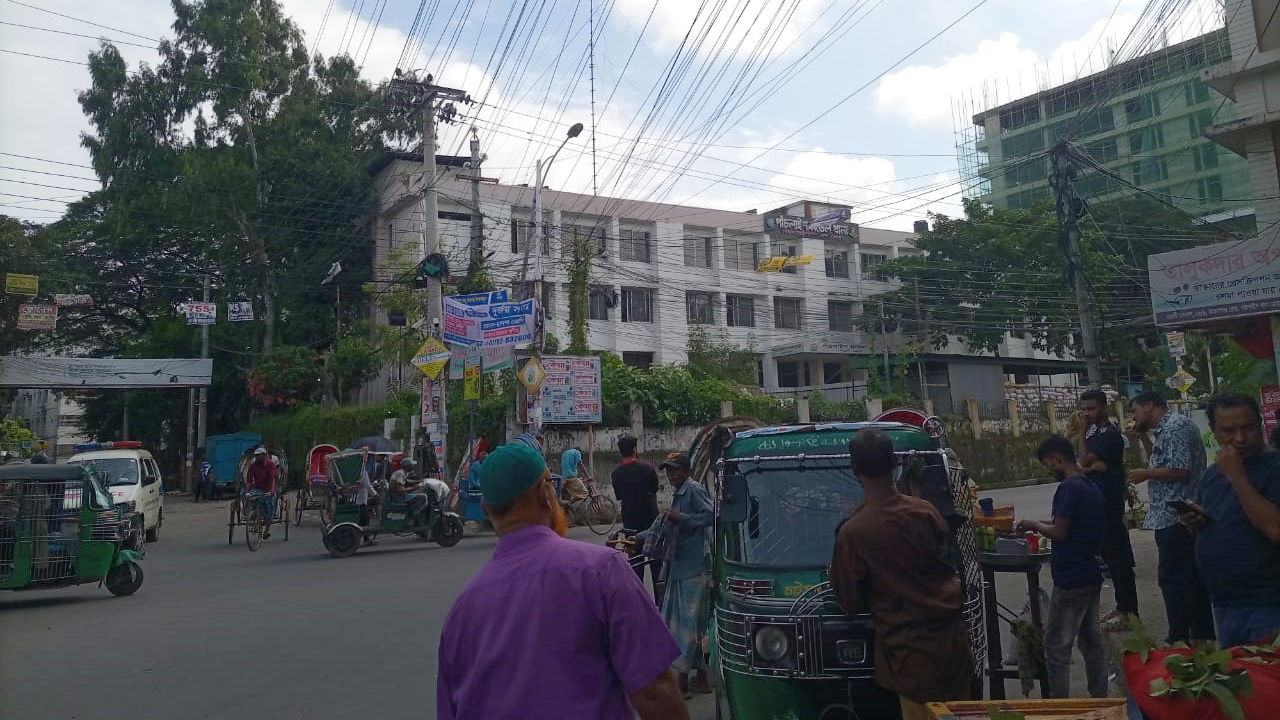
<box><xmin>1148</xmin><ymin>236</ymin><xmax>1280</xmax><ymax>326</ymax></box>
<box><xmin>443</xmin><ymin>291</ymin><xmax>536</xmax><ymax>348</ymax></box>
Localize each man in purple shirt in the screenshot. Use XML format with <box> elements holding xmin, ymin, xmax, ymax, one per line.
<box><xmin>437</xmin><ymin>442</ymin><xmax>690</xmax><ymax>720</ymax></box>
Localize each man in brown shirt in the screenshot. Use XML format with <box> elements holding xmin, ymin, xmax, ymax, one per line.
<box><xmin>831</xmin><ymin>430</ymin><xmax>973</xmax><ymax>720</ymax></box>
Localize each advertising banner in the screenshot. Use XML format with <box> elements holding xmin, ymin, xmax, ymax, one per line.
<box><xmin>1148</xmin><ymin>236</ymin><xmax>1280</xmax><ymax>325</ymax></box>
<box><xmin>5</xmin><ymin>273</ymin><xmax>38</xmax><ymax>296</ymax></box>
<box><xmin>16</xmin><ymin>303</ymin><xmax>56</xmax><ymax>330</ymax></box>
<box><xmin>183</xmin><ymin>302</ymin><xmax>217</xmax><ymax>326</ymax></box>
<box><xmin>443</xmin><ymin>293</ymin><xmax>536</xmax><ymax>348</ymax></box>
<box><xmin>53</xmin><ymin>294</ymin><xmax>93</xmax><ymax>307</ymax></box>
<box><xmin>539</xmin><ymin>356</ymin><xmax>602</xmax><ymax>424</ymax></box>
<box><xmin>1262</xmin><ymin>385</ymin><xmax>1280</xmax><ymax>439</ymax></box>
<box><xmin>228</xmin><ymin>301</ymin><xmax>255</xmax><ymax>322</ymax></box>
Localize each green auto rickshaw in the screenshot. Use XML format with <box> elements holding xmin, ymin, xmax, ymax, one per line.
<box><xmin>0</xmin><ymin>463</ymin><xmax>145</xmax><ymax>597</ymax></box>
<box><xmin>693</xmin><ymin>418</ymin><xmax>986</xmax><ymax>720</ymax></box>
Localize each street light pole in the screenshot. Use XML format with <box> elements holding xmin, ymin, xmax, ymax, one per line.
<box><xmin>529</xmin><ymin>123</ymin><xmax>583</xmax><ymax>435</ymax></box>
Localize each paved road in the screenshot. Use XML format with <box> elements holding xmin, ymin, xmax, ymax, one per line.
<box><xmin>1</xmin><ymin>498</ymin><xmax>720</xmax><ymax>720</ymax></box>
<box><xmin>984</xmin><ymin>481</ymin><xmax>1059</xmax><ymax>520</ymax></box>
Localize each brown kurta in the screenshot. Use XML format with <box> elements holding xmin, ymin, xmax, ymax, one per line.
<box><xmin>830</xmin><ymin>492</ymin><xmax>973</xmax><ymax>703</ymax></box>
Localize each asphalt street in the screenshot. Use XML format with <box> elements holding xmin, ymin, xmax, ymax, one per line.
<box><xmin>0</xmin><ymin>481</ymin><xmax>1076</xmax><ymax>720</ymax></box>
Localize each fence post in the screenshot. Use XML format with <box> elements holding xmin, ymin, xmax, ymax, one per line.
<box><xmin>966</xmin><ymin>398</ymin><xmax>982</xmax><ymax>439</ymax></box>
<box><xmin>923</xmin><ymin>397</ymin><xmax>935</xmax><ymax>416</ymax></box>
<box><xmin>866</xmin><ymin>397</ymin><xmax>883</xmax><ymax>419</ymax></box>
<box><xmin>1045</xmin><ymin>401</ymin><xmax>1059</xmax><ymax>435</ymax></box>
<box><xmin>1007</xmin><ymin>398</ymin><xmax>1021</xmax><ymax>438</ymax></box>
<box><xmin>630</xmin><ymin>404</ymin><xmax>644</xmax><ymax>452</ymax></box>
<box><xmin>797</xmin><ymin>398</ymin><xmax>811</xmax><ymax>423</ymax></box>
<box><xmin>721</xmin><ymin>401</ymin><xmax>734</xmax><ymax>418</ymax></box>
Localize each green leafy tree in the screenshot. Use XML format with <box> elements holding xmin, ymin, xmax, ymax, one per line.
<box><xmin>686</xmin><ymin>324</ymin><xmax>758</xmax><ymax>386</ymax></box>
<box><xmin>247</xmin><ymin>345</ymin><xmax>322</xmax><ymax>410</ymax></box>
<box><xmin>330</xmin><ymin>334</ymin><xmax>381</xmax><ymax>403</ymax></box>
<box><xmin>0</xmin><ymin>417</ymin><xmax>39</xmax><ymax>454</ymax></box>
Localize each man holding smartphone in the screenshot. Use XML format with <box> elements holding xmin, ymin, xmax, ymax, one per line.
<box><xmin>1179</xmin><ymin>393</ymin><xmax>1280</xmax><ymax>647</ymax></box>
<box><xmin>1128</xmin><ymin>391</ymin><xmax>1214</xmax><ymax>644</ymax></box>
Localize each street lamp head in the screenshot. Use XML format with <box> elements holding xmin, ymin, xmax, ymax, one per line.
<box><xmin>567</xmin><ymin>123</ymin><xmax>584</xmax><ymax>138</ymax></box>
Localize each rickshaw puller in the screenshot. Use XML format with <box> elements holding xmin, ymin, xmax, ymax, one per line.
<box><xmin>246</xmin><ymin>448</ymin><xmax>279</xmax><ymax>539</ymax></box>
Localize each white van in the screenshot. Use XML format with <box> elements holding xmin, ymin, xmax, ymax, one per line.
<box><xmin>68</xmin><ymin>442</ymin><xmax>164</xmax><ymax>541</ymax></box>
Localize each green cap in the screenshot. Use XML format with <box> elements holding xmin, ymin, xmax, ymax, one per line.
<box><xmin>479</xmin><ymin>443</ymin><xmax>547</xmax><ymax>508</ymax></box>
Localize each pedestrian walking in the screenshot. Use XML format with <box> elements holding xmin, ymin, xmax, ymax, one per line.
<box><xmin>1074</xmin><ymin>390</ymin><xmax>1138</xmax><ymax>630</ymax></box>
<box><xmin>636</xmin><ymin>453</ymin><xmax>714</xmax><ymax>698</ymax></box>
<box><xmin>437</xmin><ymin>443</ymin><xmax>689</xmax><ymax>720</ymax></box>
<box><xmin>195</xmin><ymin>454</ymin><xmax>215</xmax><ymax>502</ymax></box>
<box><xmin>1018</xmin><ymin>435</ymin><xmax>1108</xmax><ymax>700</ymax></box>
<box><xmin>1128</xmin><ymin>391</ymin><xmax>1215</xmax><ymax>643</ymax></box>
<box><xmin>831</xmin><ymin>430</ymin><xmax>973</xmax><ymax>720</ymax></box>
<box><xmin>1180</xmin><ymin>393</ymin><xmax>1280</xmax><ymax>647</ymax></box>
<box><xmin>612</xmin><ymin>436</ymin><xmax>662</xmax><ymax>596</ymax></box>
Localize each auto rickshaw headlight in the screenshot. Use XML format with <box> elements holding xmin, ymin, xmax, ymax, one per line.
<box><xmin>753</xmin><ymin>625</ymin><xmax>789</xmax><ymax>662</ymax></box>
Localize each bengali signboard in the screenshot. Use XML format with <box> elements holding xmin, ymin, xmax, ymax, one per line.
<box><xmin>1166</xmin><ymin>331</ymin><xmax>1187</xmax><ymax>358</ymax></box>
<box><xmin>539</xmin><ymin>356</ymin><xmax>602</xmax><ymax>424</ymax></box>
<box><xmin>182</xmin><ymin>302</ymin><xmax>217</xmax><ymax>326</ymax></box>
<box><xmin>5</xmin><ymin>273</ymin><xmax>38</xmax><ymax>296</ymax></box>
<box><xmin>1148</xmin><ymin>237</ymin><xmax>1280</xmax><ymax>326</ymax></box>
<box><xmin>464</xmin><ymin>346</ymin><xmax>482</xmax><ymax>400</ymax></box>
<box><xmin>16</xmin><ymin>303</ymin><xmax>56</xmax><ymax>330</ymax></box>
<box><xmin>228</xmin><ymin>301</ymin><xmax>255</xmax><ymax>322</ymax></box>
<box><xmin>411</xmin><ymin>337</ymin><xmax>451</xmax><ymax>379</ymax></box>
<box><xmin>54</xmin><ymin>294</ymin><xmax>93</xmax><ymax>307</ymax></box>
<box><xmin>443</xmin><ymin>291</ymin><xmax>536</xmax><ymax>348</ymax></box>
<box><xmin>1262</xmin><ymin>385</ymin><xmax>1280</xmax><ymax>440</ymax></box>
<box><xmin>764</xmin><ymin>208</ymin><xmax>859</xmax><ymax>240</ymax></box>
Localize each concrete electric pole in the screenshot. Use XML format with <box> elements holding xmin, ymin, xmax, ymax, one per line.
<box><xmin>1050</xmin><ymin>141</ymin><xmax>1103</xmax><ymax>388</ymax></box>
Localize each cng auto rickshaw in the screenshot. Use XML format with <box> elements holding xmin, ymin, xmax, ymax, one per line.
<box><xmin>0</xmin><ymin>463</ymin><xmax>145</xmax><ymax>597</ymax></box>
<box><xmin>320</xmin><ymin>449</ymin><xmax>464</xmax><ymax>557</ymax></box>
<box><xmin>694</xmin><ymin>417</ymin><xmax>986</xmax><ymax>720</ymax></box>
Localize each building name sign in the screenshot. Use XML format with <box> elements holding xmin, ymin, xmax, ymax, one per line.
<box><xmin>764</xmin><ymin>211</ymin><xmax>859</xmax><ymax>240</ymax></box>
<box><xmin>1148</xmin><ymin>236</ymin><xmax>1280</xmax><ymax>325</ymax></box>
<box><xmin>771</xmin><ymin>340</ymin><xmax>870</xmax><ymax>357</ymax></box>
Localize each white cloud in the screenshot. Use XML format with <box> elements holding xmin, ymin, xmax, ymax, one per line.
<box><xmin>873</xmin><ymin>0</ymin><xmax>1226</xmax><ymax>127</ymax></box>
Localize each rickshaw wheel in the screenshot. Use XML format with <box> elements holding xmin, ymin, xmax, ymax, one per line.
<box><xmin>320</xmin><ymin>492</ymin><xmax>335</xmax><ymax>526</ymax></box>
<box><xmin>585</xmin><ymin>497</ymin><xmax>618</xmax><ymax>536</ymax></box>
<box><xmin>434</xmin><ymin>516</ymin><xmax>464</xmax><ymax>548</ymax></box>
<box><xmin>106</xmin><ymin>561</ymin><xmax>144</xmax><ymax>597</ymax></box>
<box><xmin>227</xmin><ymin>502</ymin><xmax>240</xmax><ymax>545</ymax></box>
<box><xmin>294</xmin><ymin>489</ymin><xmax>306</xmax><ymax>526</ymax></box>
<box><xmin>325</xmin><ymin>525</ymin><xmax>362</xmax><ymax>558</ymax></box>
<box><xmin>245</xmin><ymin>505</ymin><xmax>263</xmax><ymax>552</ymax></box>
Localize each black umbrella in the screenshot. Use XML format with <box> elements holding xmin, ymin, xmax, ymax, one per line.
<box><xmin>348</xmin><ymin>436</ymin><xmax>397</xmax><ymax>453</ymax></box>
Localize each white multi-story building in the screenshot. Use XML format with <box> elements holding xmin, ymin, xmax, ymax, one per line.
<box><xmin>368</xmin><ymin>153</ymin><xmax>1087</xmax><ymax>412</ymax></box>
<box><xmin>8</xmin><ymin>389</ymin><xmax>89</xmax><ymax>460</ymax></box>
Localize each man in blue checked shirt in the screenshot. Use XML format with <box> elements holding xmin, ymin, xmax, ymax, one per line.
<box><xmin>1129</xmin><ymin>391</ymin><xmax>1214</xmax><ymax>643</ymax></box>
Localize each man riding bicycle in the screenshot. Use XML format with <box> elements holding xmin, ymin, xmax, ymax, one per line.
<box><xmin>245</xmin><ymin>447</ymin><xmax>280</xmax><ymax>538</ymax></box>
<box><xmin>560</xmin><ymin>446</ymin><xmax>589</xmax><ymax>504</ymax></box>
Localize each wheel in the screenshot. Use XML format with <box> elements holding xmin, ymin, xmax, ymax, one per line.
<box><xmin>434</xmin><ymin>515</ymin><xmax>464</xmax><ymax>547</ymax></box>
<box><xmin>294</xmin><ymin>489</ymin><xmax>306</xmax><ymax>526</ymax></box>
<box><xmin>325</xmin><ymin>524</ymin><xmax>362</xmax><ymax>558</ymax></box>
<box><xmin>320</xmin><ymin>491</ymin><xmax>335</xmax><ymax>527</ymax></box>
<box><xmin>228</xmin><ymin>502</ymin><xmax>240</xmax><ymax>545</ymax></box>
<box><xmin>585</xmin><ymin>496</ymin><xmax>618</xmax><ymax>536</ymax></box>
<box><xmin>282</xmin><ymin>507</ymin><xmax>290</xmax><ymax>541</ymax></box>
<box><xmin>145</xmin><ymin>508</ymin><xmax>161</xmax><ymax>542</ymax></box>
<box><xmin>245</xmin><ymin>504</ymin><xmax>263</xmax><ymax>552</ymax></box>
<box><xmin>105</xmin><ymin>560</ymin><xmax>144</xmax><ymax>597</ymax></box>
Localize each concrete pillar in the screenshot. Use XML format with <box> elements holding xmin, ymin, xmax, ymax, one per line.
<box><xmin>923</xmin><ymin>397</ymin><xmax>935</xmax><ymax>416</ymax></box>
<box><xmin>1007</xmin><ymin>398</ymin><xmax>1021</xmax><ymax>438</ymax></box>
<box><xmin>720</xmin><ymin>401</ymin><xmax>734</xmax><ymax>418</ymax></box>
<box><xmin>630</xmin><ymin>403</ymin><xmax>644</xmax><ymax>451</ymax></box>
<box><xmin>797</xmin><ymin>398</ymin><xmax>811</xmax><ymax>424</ymax></box>
<box><xmin>966</xmin><ymin>398</ymin><xmax>981</xmax><ymax>439</ymax></box>
<box><xmin>866</xmin><ymin>397</ymin><xmax>883</xmax><ymax>418</ymax></box>
<box><xmin>1045</xmin><ymin>400</ymin><xmax>1059</xmax><ymax>435</ymax></box>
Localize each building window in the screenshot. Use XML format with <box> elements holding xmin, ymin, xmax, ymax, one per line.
<box><xmin>510</xmin><ymin>218</ymin><xmax>549</xmax><ymax>255</ymax></box>
<box><xmin>726</xmin><ymin>295</ymin><xmax>755</xmax><ymax>327</ymax></box>
<box><xmin>774</xmin><ymin>297</ymin><xmax>803</xmax><ymax>330</ymax></box>
<box><xmin>1009</xmin><ymin>157</ymin><xmax>1048</xmax><ymax>186</ymax></box>
<box><xmin>620</xmin><ymin>287</ymin><xmax>653</xmax><ymax>322</ymax></box>
<box><xmin>588</xmin><ymin>286</ymin><xmax>612</xmax><ymax>321</ymax></box>
<box><xmin>563</xmin><ymin>223</ymin><xmax>606</xmax><ymax>258</ymax></box>
<box><xmin>684</xmin><ymin>236</ymin><xmax>713</xmax><ymax>268</ymax></box>
<box><xmin>1128</xmin><ymin>125</ymin><xmax>1165</xmax><ymax>153</ymax></box>
<box><xmin>776</xmin><ymin>361</ymin><xmax>810</xmax><ymax>388</ymax></box>
<box><xmin>1187</xmin><ymin>109</ymin><xmax>1214</xmax><ymax>138</ymax></box>
<box><xmin>724</xmin><ymin>235</ymin><xmax>762</xmax><ymax>271</ymax></box>
<box><xmin>1130</xmin><ymin>158</ymin><xmax>1169</xmax><ymax>185</ymax></box>
<box><xmin>822</xmin><ymin>362</ymin><xmax>845</xmax><ymax>384</ymax></box>
<box><xmin>860</xmin><ymin>252</ymin><xmax>889</xmax><ymax>280</ymax></box>
<box><xmin>1185</xmin><ymin>80</ymin><xmax>1211</xmax><ymax>106</ymax></box>
<box><xmin>1197</xmin><ymin>175</ymin><xmax>1224</xmax><ymax>204</ymax></box>
<box><xmin>620</xmin><ymin>228</ymin><xmax>652</xmax><ymax>263</ymax></box>
<box><xmin>828</xmin><ymin>300</ymin><xmax>857</xmax><ymax>332</ymax></box>
<box><xmin>513</xmin><ymin>281</ymin><xmax>555</xmax><ymax>317</ymax></box>
<box><xmin>998</xmin><ymin>100</ymin><xmax>1040</xmax><ymax>131</ymax></box>
<box><xmin>622</xmin><ymin>352</ymin><xmax>653</xmax><ymax>369</ymax></box>
<box><xmin>686</xmin><ymin>292</ymin><xmax>715</xmax><ymax>324</ymax></box>
<box><xmin>1194</xmin><ymin>144</ymin><xmax>1218</xmax><ymax>172</ymax></box>
<box><xmin>824</xmin><ymin>244</ymin><xmax>850</xmax><ymax>278</ymax></box>
<box><xmin>1002</xmin><ymin>130</ymin><xmax>1045</xmax><ymax>157</ymax></box>
<box><xmin>1124</xmin><ymin>93</ymin><xmax>1160</xmax><ymax>123</ymax></box>
<box><xmin>1082</xmin><ymin>138</ymin><xmax>1118</xmax><ymax>163</ymax></box>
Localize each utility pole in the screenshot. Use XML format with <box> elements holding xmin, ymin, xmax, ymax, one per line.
<box><xmin>914</xmin><ymin>279</ymin><xmax>927</xmax><ymax>401</ymax></box>
<box><xmin>1050</xmin><ymin>141</ymin><xmax>1103</xmax><ymax>388</ymax></box>
<box><xmin>879</xmin><ymin>301</ymin><xmax>891</xmax><ymax>391</ymax></box>
<box><xmin>197</xmin><ymin>270</ymin><xmax>210</xmax><ymax>453</ymax></box>
<box><xmin>387</xmin><ymin>71</ymin><xmax>471</xmax><ymax>478</ymax></box>
<box><xmin>468</xmin><ymin>128</ymin><xmax>485</xmax><ymax>277</ymax></box>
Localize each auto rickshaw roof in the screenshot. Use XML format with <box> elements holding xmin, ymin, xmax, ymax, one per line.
<box><xmin>0</xmin><ymin>463</ymin><xmax>88</xmax><ymax>481</ymax></box>
<box><xmin>728</xmin><ymin>422</ymin><xmax>935</xmax><ymax>458</ymax></box>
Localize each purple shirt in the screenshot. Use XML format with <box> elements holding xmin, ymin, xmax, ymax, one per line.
<box><xmin>437</xmin><ymin>525</ymin><xmax>679</xmax><ymax>720</ymax></box>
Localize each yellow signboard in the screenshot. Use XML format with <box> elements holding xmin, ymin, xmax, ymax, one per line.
<box><xmin>464</xmin><ymin>347</ymin><xmax>482</xmax><ymax>400</ymax></box>
<box><xmin>756</xmin><ymin>255</ymin><xmax>816</xmax><ymax>273</ymax></box>
<box><xmin>518</xmin><ymin>356</ymin><xmax>547</xmax><ymax>393</ymax></box>
<box><xmin>5</xmin><ymin>273</ymin><xmax>38</xmax><ymax>296</ymax></box>
<box><xmin>410</xmin><ymin>337</ymin><xmax>451</xmax><ymax>379</ymax></box>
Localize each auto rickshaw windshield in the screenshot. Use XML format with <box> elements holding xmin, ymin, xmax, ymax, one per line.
<box><xmin>86</xmin><ymin>472</ymin><xmax>113</xmax><ymax>510</ymax></box>
<box><xmin>729</xmin><ymin>459</ymin><xmax>866</xmax><ymax>567</ymax></box>
<box><xmin>70</xmin><ymin>458</ymin><xmax>139</xmax><ymax>486</ymax></box>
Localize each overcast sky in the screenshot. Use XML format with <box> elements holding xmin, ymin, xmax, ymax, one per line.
<box><xmin>0</xmin><ymin>0</ymin><xmax>1226</xmax><ymax>230</ymax></box>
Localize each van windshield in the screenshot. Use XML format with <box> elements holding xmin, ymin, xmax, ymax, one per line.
<box><xmin>734</xmin><ymin>459</ymin><xmax>865</xmax><ymax>567</ymax></box>
<box><xmin>71</xmin><ymin>458</ymin><xmax>139</xmax><ymax>487</ymax></box>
